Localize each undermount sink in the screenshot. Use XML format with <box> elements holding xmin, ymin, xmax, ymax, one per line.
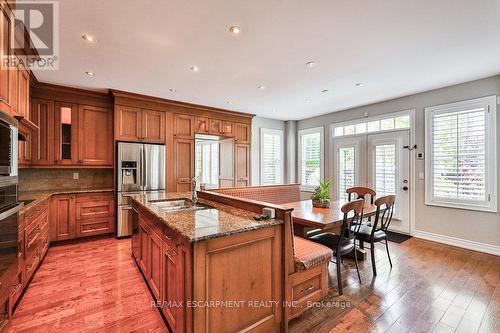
<box><xmin>148</xmin><ymin>199</ymin><xmax>212</xmax><ymax>213</ymax></box>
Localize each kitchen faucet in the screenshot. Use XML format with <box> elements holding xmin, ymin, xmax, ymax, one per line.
<box><xmin>191</xmin><ymin>177</ymin><xmax>198</xmax><ymax>206</ymax></box>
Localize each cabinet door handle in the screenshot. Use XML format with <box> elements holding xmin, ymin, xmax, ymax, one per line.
<box><xmin>164</xmin><ymin>234</ymin><xmax>173</xmax><ymax>241</ymax></box>
<box><xmin>300</xmin><ymin>285</ymin><xmax>315</xmax><ymax>293</ymax></box>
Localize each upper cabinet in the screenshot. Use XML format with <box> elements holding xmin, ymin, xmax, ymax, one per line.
<box><xmin>77</xmin><ymin>105</ymin><xmax>113</xmax><ymax>166</ymax></box>
<box><xmin>195</xmin><ymin>116</ymin><xmax>209</xmax><ymax>134</ymax></box>
<box><xmin>115</xmin><ymin>105</ymin><xmax>165</xmax><ymax>143</ymax></box>
<box><xmin>30</xmin><ymin>84</ymin><xmax>114</xmax><ymax>168</ymax></box>
<box><xmin>0</xmin><ymin>5</ymin><xmax>12</xmax><ymax>112</ymax></box>
<box><xmin>173</xmin><ymin>114</ymin><xmax>194</xmax><ymax>139</ymax></box>
<box><xmin>235</xmin><ymin>123</ymin><xmax>251</xmax><ymax>143</ymax></box>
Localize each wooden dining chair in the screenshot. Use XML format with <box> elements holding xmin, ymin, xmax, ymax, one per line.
<box><xmin>309</xmin><ymin>199</ymin><xmax>364</xmax><ymax>295</ymax></box>
<box><xmin>354</xmin><ymin>195</ymin><xmax>395</xmax><ymax>276</ymax></box>
<box><xmin>347</xmin><ymin>187</ymin><xmax>376</xmax><ymax>224</ymax></box>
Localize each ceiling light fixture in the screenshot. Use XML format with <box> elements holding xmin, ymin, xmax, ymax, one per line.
<box><xmin>355</xmin><ymin>83</ymin><xmax>364</xmax><ymax>87</ymax></box>
<box><xmin>190</xmin><ymin>66</ymin><xmax>200</xmax><ymax>72</ymax></box>
<box><xmin>321</xmin><ymin>89</ymin><xmax>328</xmax><ymax>93</ymax></box>
<box><xmin>305</xmin><ymin>61</ymin><xmax>316</xmax><ymax>68</ymax></box>
<box><xmin>226</xmin><ymin>100</ymin><xmax>232</xmax><ymax>105</ymax></box>
<box><xmin>169</xmin><ymin>88</ymin><xmax>176</xmax><ymax>92</ymax></box>
<box><xmin>82</xmin><ymin>34</ymin><xmax>96</xmax><ymax>42</ymax></box>
<box><xmin>85</xmin><ymin>71</ymin><xmax>95</xmax><ymax>76</ymax></box>
<box><xmin>258</xmin><ymin>85</ymin><xmax>265</xmax><ymax>90</ymax></box>
<box><xmin>229</xmin><ymin>26</ymin><xmax>241</xmax><ymax>34</ymax></box>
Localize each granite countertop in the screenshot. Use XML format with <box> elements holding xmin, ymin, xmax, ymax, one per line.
<box><xmin>130</xmin><ymin>191</ymin><xmax>284</xmax><ymax>243</ymax></box>
<box><xmin>18</xmin><ymin>188</ymin><xmax>115</xmax><ymax>214</ymax></box>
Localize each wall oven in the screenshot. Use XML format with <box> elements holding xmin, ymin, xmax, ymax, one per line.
<box><xmin>0</xmin><ymin>112</ymin><xmax>18</xmax><ymax>177</ymax></box>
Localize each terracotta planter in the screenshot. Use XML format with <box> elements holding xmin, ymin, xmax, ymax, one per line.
<box><xmin>312</xmin><ymin>199</ymin><xmax>330</xmax><ymax>208</ymax></box>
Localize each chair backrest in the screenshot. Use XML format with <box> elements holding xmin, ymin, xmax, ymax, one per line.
<box><xmin>338</xmin><ymin>199</ymin><xmax>364</xmax><ymax>250</ymax></box>
<box><xmin>347</xmin><ymin>187</ymin><xmax>376</xmax><ymax>204</ymax></box>
<box><xmin>372</xmin><ymin>195</ymin><xmax>396</xmax><ymax>233</ymax></box>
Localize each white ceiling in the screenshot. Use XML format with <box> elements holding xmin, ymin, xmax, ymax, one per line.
<box><xmin>34</xmin><ymin>0</ymin><xmax>500</xmax><ymax>120</ymax></box>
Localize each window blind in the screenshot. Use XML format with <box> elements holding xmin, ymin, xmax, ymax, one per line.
<box><xmin>338</xmin><ymin>147</ymin><xmax>355</xmax><ymax>201</ymax></box>
<box><xmin>375</xmin><ymin>144</ymin><xmax>396</xmax><ymax>197</ymax></box>
<box><xmin>300</xmin><ymin>132</ymin><xmax>321</xmax><ymax>187</ymax></box>
<box><xmin>261</xmin><ymin>132</ymin><xmax>282</xmax><ymax>185</ymax></box>
<box><xmin>432</xmin><ymin>108</ymin><xmax>486</xmax><ymax>201</ymax></box>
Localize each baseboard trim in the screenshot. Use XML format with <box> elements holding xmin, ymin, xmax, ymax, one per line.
<box><xmin>414</xmin><ymin>230</ymin><xmax>500</xmax><ymax>256</ymax></box>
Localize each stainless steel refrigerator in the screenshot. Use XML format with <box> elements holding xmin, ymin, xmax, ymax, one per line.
<box><xmin>117</xmin><ymin>142</ymin><xmax>165</xmax><ymax>237</ymax></box>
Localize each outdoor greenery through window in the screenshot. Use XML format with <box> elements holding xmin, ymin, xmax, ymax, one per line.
<box><xmin>338</xmin><ymin>147</ymin><xmax>355</xmax><ymax>201</ymax></box>
<box><xmin>299</xmin><ymin>128</ymin><xmax>323</xmax><ymax>188</ymax></box>
<box><xmin>334</xmin><ymin>115</ymin><xmax>410</xmax><ymax>137</ymax></box>
<box><xmin>425</xmin><ymin>96</ymin><xmax>497</xmax><ymax>212</ymax></box>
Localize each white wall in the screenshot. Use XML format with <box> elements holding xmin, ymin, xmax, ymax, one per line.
<box><xmin>297</xmin><ymin>75</ymin><xmax>500</xmax><ymax>251</ymax></box>
<box><xmin>251</xmin><ymin>117</ymin><xmax>287</xmax><ymax>185</ymax></box>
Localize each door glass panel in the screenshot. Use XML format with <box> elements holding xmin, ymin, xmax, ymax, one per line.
<box><xmin>338</xmin><ymin>147</ymin><xmax>355</xmax><ymax>201</ymax></box>
<box><xmin>61</xmin><ymin>107</ymin><xmax>72</xmax><ymax>160</ymax></box>
<box><xmin>375</xmin><ymin>144</ymin><xmax>396</xmax><ymax>196</ymax></box>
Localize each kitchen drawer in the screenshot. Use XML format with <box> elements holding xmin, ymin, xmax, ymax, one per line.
<box><xmin>76</xmin><ymin>217</ymin><xmax>114</xmax><ymax>237</ymax></box>
<box><xmin>25</xmin><ymin>220</ymin><xmax>40</xmax><ymax>260</ymax></box>
<box><xmin>292</xmin><ymin>273</ymin><xmax>321</xmax><ymax>302</ymax></box>
<box><xmin>24</xmin><ymin>247</ymin><xmax>40</xmax><ymax>282</ymax></box>
<box><xmin>24</xmin><ymin>199</ymin><xmax>49</xmax><ymax>227</ymax></box>
<box><xmin>39</xmin><ymin>231</ymin><xmax>49</xmax><ymax>258</ymax></box>
<box><xmin>163</xmin><ymin>225</ymin><xmax>179</xmax><ymax>246</ymax></box>
<box><xmin>76</xmin><ymin>199</ymin><xmax>114</xmax><ymax>220</ymax></box>
<box><xmin>75</xmin><ymin>192</ymin><xmax>114</xmax><ymax>203</ymax></box>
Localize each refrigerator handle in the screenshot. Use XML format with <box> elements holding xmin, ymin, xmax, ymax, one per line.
<box><xmin>143</xmin><ymin>145</ymin><xmax>148</xmax><ymax>191</ymax></box>
<box><xmin>141</xmin><ymin>145</ymin><xmax>145</xmax><ymax>191</ymax></box>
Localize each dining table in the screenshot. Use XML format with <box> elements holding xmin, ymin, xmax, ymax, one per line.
<box><xmin>282</xmin><ymin>199</ymin><xmax>378</xmax><ymax>259</ymax></box>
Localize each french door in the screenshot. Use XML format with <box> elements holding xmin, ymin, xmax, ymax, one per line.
<box><xmin>334</xmin><ymin>130</ymin><xmax>411</xmax><ymax>234</ymax></box>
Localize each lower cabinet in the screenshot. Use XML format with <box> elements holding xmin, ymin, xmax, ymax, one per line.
<box><xmin>135</xmin><ymin>205</ymin><xmax>190</xmax><ymax>333</ymax></box>
<box><xmin>50</xmin><ymin>192</ymin><xmax>114</xmax><ymax>242</ymax></box>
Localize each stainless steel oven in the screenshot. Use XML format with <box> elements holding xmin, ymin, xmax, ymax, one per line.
<box><xmin>0</xmin><ymin>112</ymin><xmax>18</xmax><ymax>177</ymax></box>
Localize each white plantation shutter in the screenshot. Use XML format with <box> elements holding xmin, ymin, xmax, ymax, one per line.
<box><xmin>425</xmin><ymin>96</ymin><xmax>497</xmax><ymax>212</ymax></box>
<box><xmin>261</xmin><ymin>129</ymin><xmax>283</xmax><ymax>185</ymax></box>
<box><xmin>338</xmin><ymin>147</ymin><xmax>355</xmax><ymax>201</ymax></box>
<box><xmin>375</xmin><ymin>144</ymin><xmax>396</xmax><ymax>197</ymax></box>
<box><xmin>300</xmin><ymin>131</ymin><xmax>322</xmax><ymax>188</ymax></box>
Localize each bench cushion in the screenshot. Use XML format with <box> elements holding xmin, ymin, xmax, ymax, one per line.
<box><xmin>293</xmin><ymin>236</ymin><xmax>333</xmax><ymax>272</ymax></box>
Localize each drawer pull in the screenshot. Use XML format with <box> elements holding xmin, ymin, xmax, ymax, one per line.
<box><xmin>164</xmin><ymin>235</ymin><xmax>173</xmax><ymax>241</ymax></box>
<box><xmin>300</xmin><ymin>285</ymin><xmax>315</xmax><ymax>293</ymax></box>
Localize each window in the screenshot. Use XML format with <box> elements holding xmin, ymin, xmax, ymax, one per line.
<box><xmin>374</xmin><ymin>144</ymin><xmax>396</xmax><ymax>196</ymax></box>
<box><xmin>195</xmin><ymin>140</ymin><xmax>219</xmax><ymax>188</ymax></box>
<box><xmin>260</xmin><ymin>128</ymin><xmax>284</xmax><ymax>185</ymax></box>
<box><xmin>338</xmin><ymin>147</ymin><xmax>355</xmax><ymax>201</ymax></box>
<box><xmin>333</xmin><ymin>113</ymin><xmax>410</xmax><ymax>137</ymax></box>
<box><xmin>425</xmin><ymin>96</ymin><xmax>497</xmax><ymax>212</ymax></box>
<box><xmin>298</xmin><ymin>127</ymin><xmax>324</xmax><ymax>190</ymax></box>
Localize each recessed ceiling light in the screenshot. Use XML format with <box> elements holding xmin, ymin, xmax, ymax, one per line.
<box><xmin>226</xmin><ymin>100</ymin><xmax>232</xmax><ymax>105</ymax></box>
<box><xmin>305</xmin><ymin>98</ymin><xmax>312</xmax><ymax>102</ymax></box>
<box><xmin>355</xmin><ymin>83</ymin><xmax>364</xmax><ymax>87</ymax></box>
<box><xmin>305</xmin><ymin>61</ymin><xmax>316</xmax><ymax>68</ymax></box>
<box><xmin>258</xmin><ymin>85</ymin><xmax>265</xmax><ymax>90</ymax></box>
<box><xmin>82</xmin><ymin>34</ymin><xmax>96</xmax><ymax>42</ymax></box>
<box><xmin>190</xmin><ymin>66</ymin><xmax>200</xmax><ymax>72</ymax></box>
<box><xmin>229</xmin><ymin>26</ymin><xmax>241</xmax><ymax>34</ymax></box>
<box><xmin>85</xmin><ymin>71</ymin><xmax>95</xmax><ymax>76</ymax></box>
<box><xmin>169</xmin><ymin>88</ymin><xmax>176</xmax><ymax>92</ymax></box>
<box><xmin>321</xmin><ymin>89</ymin><xmax>328</xmax><ymax>93</ymax></box>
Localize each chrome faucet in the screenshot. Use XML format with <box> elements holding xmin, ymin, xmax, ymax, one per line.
<box><xmin>191</xmin><ymin>177</ymin><xmax>198</xmax><ymax>206</ymax></box>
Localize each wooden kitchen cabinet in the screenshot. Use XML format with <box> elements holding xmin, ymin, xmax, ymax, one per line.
<box><xmin>142</xmin><ymin>109</ymin><xmax>166</xmax><ymax>143</ymax></box>
<box><xmin>173</xmin><ymin>139</ymin><xmax>194</xmax><ymax>192</ymax></box>
<box><xmin>195</xmin><ymin>117</ymin><xmax>209</xmax><ymax>134</ymax></box>
<box><xmin>115</xmin><ymin>105</ymin><xmax>165</xmax><ymax>143</ymax></box>
<box><xmin>221</xmin><ymin>121</ymin><xmax>234</xmax><ymax>137</ymax></box>
<box><xmin>235</xmin><ymin>143</ymin><xmax>250</xmax><ymax>187</ymax></box>
<box><xmin>235</xmin><ymin>123</ymin><xmax>251</xmax><ymax>143</ymax></box>
<box><xmin>208</xmin><ymin>119</ymin><xmax>222</xmax><ymax>135</ymax></box>
<box><xmin>31</xmin><ymin>98</ymin><xmax>55</xmax><ymax>166</ymax></box>
<box><xmin>50</xmin><ymin>195</ymin><xmax>75</xmax><ymax>241</ymax></box>
<box><xmin>148</xmin><ymin>231</ymin><xmax>163</xmax><ymax>301</ymax></box>
<box><xmin>173</xmin><ymin>114</ymin><xmax>195</xmax><ymax>139</ymax></box>
<box><xmin>0</xmin><ymin>5</ymin><xmax>12</xmax><ymax>113</ymax></box>
<box><xmin>9</xmin><ymin>61</ymin><xmax>30</xmax><ymax>119</ymax></box>
<box><xmin>139</xmin><ymin>219</ymin><xmax>149</xmax><ymax>274</ymax></box>
<box><xmin>54</xmin><ymin>102</ymin><xmax>78</xmax><ymax>165</ymax></box>
<box><xmin>18</xmin><ymin>124</ymin><xmax>32</xmax><ymax>167</ymax></box>
<box><xmin>77</xmin><ymin>105</ymin><xmax>113</xmax><ymax>166</ymax></box>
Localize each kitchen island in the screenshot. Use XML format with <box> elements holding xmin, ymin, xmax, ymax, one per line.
<box><xmin>130</xmin><ymin>191</ymin><xmax>287</xmax><ymax>333</ymax></box>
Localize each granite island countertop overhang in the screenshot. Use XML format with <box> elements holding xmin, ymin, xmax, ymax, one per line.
<box><xmin>130</xmin><ymin>191</ymin><xmax>284</xmax><ymax>243</ymax></box>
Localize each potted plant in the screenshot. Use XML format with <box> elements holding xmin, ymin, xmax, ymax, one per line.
<box><xmin>311</xmin><ymin>180</ymin><xmax>331</xmax><ymax>208</ymax></box>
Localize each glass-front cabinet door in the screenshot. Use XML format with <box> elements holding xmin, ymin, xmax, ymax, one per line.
<box><xmin>54</xmin><ymin>102</ymin><xmax>78</xmax><ymax>165</ymax></box>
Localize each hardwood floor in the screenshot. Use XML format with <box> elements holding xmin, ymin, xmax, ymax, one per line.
<box><xmin>8</xmin><ymin>236</ymin><xmax>499</xmax><ymax>333</ymax></box>
<box><xmin>8</xmin><ymin>237</ymin><xmax>166</xmax><ymax>333</ymax></box>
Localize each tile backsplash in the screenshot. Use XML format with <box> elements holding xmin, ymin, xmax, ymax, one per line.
<box><xmin>19</xmin><ymin>169</ymin><xmax>114</xmax><ymax>192</ymax></box>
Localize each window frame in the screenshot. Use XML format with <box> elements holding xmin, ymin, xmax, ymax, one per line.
<box><xmin>298</xmin><ymin>126</ymin><xmax>324</xmax><ymax>192</ymax></box>
<box><xmin>260</xmin><ymin>128</ymin><xmax>285</xmax><ymax>185</ymax></box>
<box><xmin>424</xmin><ymin>95</ymin><xmax>497</xmax><ymax>212</ymax></box>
